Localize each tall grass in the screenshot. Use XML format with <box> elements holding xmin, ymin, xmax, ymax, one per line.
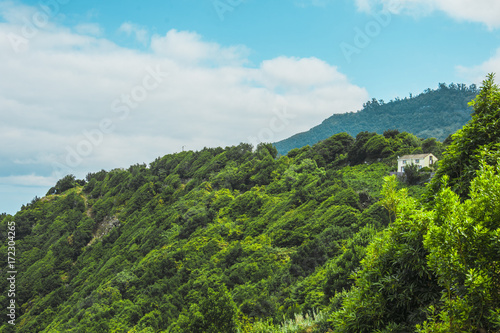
<box><xmin>245</xmin><ymin>310</ymin><xmax>329</xmax><ymax>333</ymax></box>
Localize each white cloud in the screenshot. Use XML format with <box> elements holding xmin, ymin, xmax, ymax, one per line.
<box><xmin>0</xmin><ymin>174</ymin><xmax>57</xmax><ymax>187</ymax></box>
<box><xmin>0</xmin><ymin>2</ymin><xmax>369</xmax><ymax>212</ymax></box>
<box><xmin>0</xmin><ymin>0</ymin><xmax>38</xmax><ymax>24</ymax></box>
<box><xmin>434</xmin><ymin>0</ymin><xmax>500</xmax><ymax>29</ymax></box>
<box><xmin>150</xmin><ymin>29</ymin><xmax>250</xmax><ymax>65</ymax></box>
<box><xmin>456</xmin><ymin>48</ymin><xmax>500</xmax><ymax>84</ymax></box>
<box><xmin>118</xmin><ymin>22</ymin><xmax>149</xmax><ymax>45</ymax></box>
<box><xmin>355</xmin><ymin>0</ymin><xmax>500</xmax><ymax>29</ymax></box>
<box><xmin>75</xmin><ymin>23</ymin><xmax>102</xmax><ymax>36</ymax></box>
<box><xmin>258</xmin><ymin>57</ymin><xmax>349</xmax><ymax>91</ymax></box>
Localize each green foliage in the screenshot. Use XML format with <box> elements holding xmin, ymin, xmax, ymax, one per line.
<box><xmin>1</xmin><ymin>137</ymin><xmax>397</xmax><ymax>333</ymax></box>
<box><xmin>47</xmin><ymin>174</ymin><xmax>81</xmax><ymax>195</ymax></box>
<box><xmin>246</xmin><ymin>310</ymin><xmax>329</xmax><ymax>333</ymax></box>
<box><xmin>327</xmin><ymin>75</ymin><xmax>500</xmax><ymax>333</ymax></box>
<box><xmin>283</xmin><ymin>129</ymin><xmax>441</xmax><ymax>172</ymax></box>
<box><xmin>330</xmin><ymin>176</ymin><xmax>440</xmax><ymax>332</ymax></box>
<box><xmin>275</xmin><ymin>83</ymin><xmax>478</xmax><ymax>155</ymax></box>
<box><xmin>420</xmin><ymin>162</ymin><xmax>500</xmax><ymax>332</ymax></box>
<box><xmin>421</xmin><ymin>138</ymin><xmax>446</xmax><ymax>159</ymax></box>
<box><xmin>172</xmin><ymin>283</ymin><xmax>239</xmax><ymax>332</ymax></box>
<box><xmin>364</xmin><ymin>134</ymin><xmax>392</xmax><ymax>160</ymax></box>
<box><xmin>403</xmin><ymin>163</ymin><xmax>430</xmax><ymax>185</ymax></box>
<box><xmin>429</xmin><ymin>73</ymin><xmax>500</xmax><ymax>199</ymax></box>
<box><xmin>5</xmin><ymin>76</ymin><xmax>497</xmax><ymax>333</ymax></box>
<box><xmin>340</xmin><ymin>163</ymin><xmax>391</xmax><ymax>198</ymax></box>
<box><xmin>308</xmin><ymin>132</ymin><xmax>354</xmax><ymax>167</ymax></box>
<box><xmin>347</xmin><ymin>131</ymin><xmax>377</xmax><ymax>165</ymax></box>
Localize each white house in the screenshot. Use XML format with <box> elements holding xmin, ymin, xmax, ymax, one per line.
<box><xmin>397</xmin><ymin>153</ymin><xmax>438</xmax><ymax>173</ymax></box>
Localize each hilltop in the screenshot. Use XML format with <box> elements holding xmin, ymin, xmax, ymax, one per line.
<box><xmin>274</xmin><ymin>83</ymin><xmax>478</xmax><ymax>155</ymax></box>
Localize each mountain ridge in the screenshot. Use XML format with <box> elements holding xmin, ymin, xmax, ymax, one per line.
<box><xmin>274</xmin><ymin>83</ymin><xmax>478</xmax><ymax>155</ymax></box>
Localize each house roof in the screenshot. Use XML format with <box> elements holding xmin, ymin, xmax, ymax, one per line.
<box><xmin>398</xmin><ymin>153</ymin><xmax>436</xmax><ymax>160</ymax></box>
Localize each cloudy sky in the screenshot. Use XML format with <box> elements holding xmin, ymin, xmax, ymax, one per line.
<box><xmin>1</xmin><ymin>0</ymin><xmax>500</xmax><ymax>214</ymax></box>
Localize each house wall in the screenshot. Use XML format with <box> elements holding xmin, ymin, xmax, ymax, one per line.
<box><xmin>397</xmin><ymin>155</ymin><xmax>437</xmax><ymax>172</ymax></box>
<box><xmin>423</xmin><ymin>155</ymin><xmax>436</xmax><ymax>167</ymax></box>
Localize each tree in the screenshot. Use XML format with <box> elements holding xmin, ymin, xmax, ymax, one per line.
<box><xmin>403</xmin><ymin>163</ymin><xmax>428</xmax><ymax>185</ymax></box>
<box><xmin>47</xmin><ymin>174</ymin><xmax>77</xmax><ymax>195</ymax></box>
<box><xmin>312</xmin><ymin>132</ymin><xmax>354</xmax><ymax>166</ymax></box>
<box><xmin>383</xmin><ymin>129</ymin><xmax>400</xmax><ymax>139</ymax></box>
<box><xmin>422</xmin><ymin>138</ymin><xmax>445</xmax><ymax>159</ymax></box>
<box><xmin>363</xmin><ymin>134</ymin><xmax>392</xmax><ymax>160</ymax></box>
<box><xmin>429</xmin><ymin>74</ymin><xmax>500</xmax><ymax>199</ymax></box>
<box><xmin>330</xmin><ymin>176</ymin><xmax>440</xmax><ymax>332</ymax></box>
<box><xmin>173</xmin><ymin>283</ymin><xmax>240</xmax><ymax>332</ymax></box>
<box><xmin>348</xmin><ymin>131</ymin><xmax>377</xmax><ymax>165</ymax></box>
<box><xmin>420</xmin><ymin>161</ymin><xmax>500</xmax><ymax>332</ymax></box>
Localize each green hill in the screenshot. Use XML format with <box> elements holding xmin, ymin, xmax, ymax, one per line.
<box><xmin>274</xmin><ymin>83</ymin><xmax>478</xmax><ymax>155</ymax></box>
<box><xmin>0</xmin><ymin>130</ymin><xmax>436</xmax><ymax>332</ymax></box>
<box><xmin>1</xmin><ymin>77</ymin><xmax>500</xmax><ymax>333</ymax></box>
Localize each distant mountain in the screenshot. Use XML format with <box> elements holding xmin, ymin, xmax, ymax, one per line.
<box><xmin>274</xmin><ymin>83</ymin><xmax>478</xmax><ymax>155</ymax></box>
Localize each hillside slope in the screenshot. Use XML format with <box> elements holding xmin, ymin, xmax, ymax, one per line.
<box><xmin>2</xmin><ymin>77</ymin><xmax>499</xmax><ymax>333</ymax></box>
<box><xmin>0</xmin><ymin>131</ymin><xmax>433</xmax><ymax>332</ymax></box>
<box><xmin>274</xmin><ymin>83</ymin><xmax>478</xmax><ymax>155</ymax></box>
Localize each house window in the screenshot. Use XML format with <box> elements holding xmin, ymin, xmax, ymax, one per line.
<box><xmin>415</xmin><ymin>159</ymin><xmax>420</xmax><ymax>163</ymax></box>
<box><xmin>402</xmin><ymin>160</ymin><xmax>406</xmax><ymax>165</ymax></box>
<box><xmin>429</xmin><ymin>156</ymin><xmax>433</xmax><ymax>165</ymax></box>
<box><xmin>401</xmin><ymin>167</ymin><xmax>405</xmax><ymax>172</ymax></box>
<box><xmin>418</xmin><ymin>165</ymin><xmax>422</xmax><ymax>170</ymax></box>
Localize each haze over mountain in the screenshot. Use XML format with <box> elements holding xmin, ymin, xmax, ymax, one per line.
<box><xmin>274</xmin><ymin>83</ymin><xmax>478</xmax><ymax>155</ymax></box>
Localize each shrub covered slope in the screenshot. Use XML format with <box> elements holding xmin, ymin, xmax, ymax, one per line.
<box><xmin>1</xmin><ymin>76</ymin><xmax>500</xmax><ymax>332</ymax></box>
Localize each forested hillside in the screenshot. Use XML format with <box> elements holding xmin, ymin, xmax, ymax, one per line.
<box><xmin>1</xmin><ymin>130</ymin><xmax>438</xmax><ymax>331</ymax></box>
<box><xmin>274</xmin><ymin>83</ymin><xmax>478</xmax><ymax>155</ymax></box>
<box><xmin>1</xmin><ymin>75</ymin><xmax>499</xmax><ymax>333</ymax></box>
<box><xmin>330</xmin><ymin>74</ymin><xmax>500</xmax><ymax>332</ymax></box>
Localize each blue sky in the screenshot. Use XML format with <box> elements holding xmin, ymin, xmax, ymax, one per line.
<box><xmin>1</xmin><ymin>0</ymin><xmax>500</xmax><ymax>214</ymax></box>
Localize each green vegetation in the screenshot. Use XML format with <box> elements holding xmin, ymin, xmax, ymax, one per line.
<box><xmin>1</xmin><ymin>75</ymin><xmax>499</xmax><ymax>332</ymax></box>
<box><xmin>275</xmin><ymin>83</ymin><xmax>478</xmax><ymax>155</ymax></box>
<box><xmin>429</xmin><ymin>74</ymin><xmax>500</xmax><ymax>199</ymax></box>
<box><xmin>329</xmin><ymin>74</ymin><xmax>500</xmax><ymax>332</ymax></box>
<box><xmin>0</xmin><ymin>137</ymin><xmax>395</xmax><ymax>332</ymax></box>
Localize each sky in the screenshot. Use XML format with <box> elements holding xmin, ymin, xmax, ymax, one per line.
<box><xmin>1</xmin><ymin>0</ymin><xmax>500</xmax><ymax>214</ymax></box>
